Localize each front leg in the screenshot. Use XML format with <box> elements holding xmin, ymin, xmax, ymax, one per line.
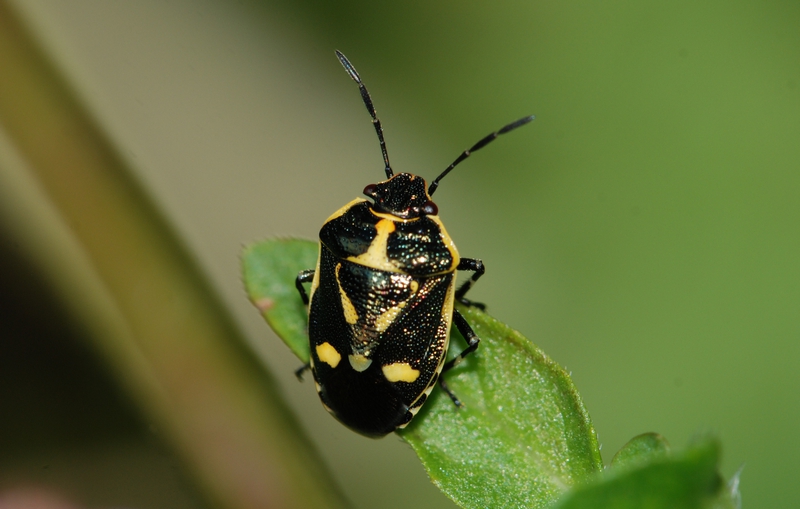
<box><xmin>455</xmin><ymin>257</ymin><xmax>485</xmax><ymax>309</ymax></box>
<box><xmin>294</xmin><ymin>270</ymin><xmax>315</xmax><ymax>382</ymax></box>
<box><xmin>295</xmin><ymin>269</ymin><xmax>315</xmax><ymax>305</ymax></box>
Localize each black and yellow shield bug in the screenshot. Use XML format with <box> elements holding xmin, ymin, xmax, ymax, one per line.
<box><xmin>295</xmin><ymin>51</ymin><xmax>533</xmax><ymax>437</ymax></box>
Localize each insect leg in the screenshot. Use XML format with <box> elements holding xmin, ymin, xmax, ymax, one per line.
<box><xmin>294</xmin><ymin>270</ymin><xmax>315</xmax><ymax>381</ymax></box>
<box><xmin>295</xmin><ymin>363</ymin><xmax>311</xmax><ymax>381</ymax></box>
<box><xmin>440</xmin><ymin>309</ymin><xmax>481</xmax><ymax>407</ymax></box>
<box><xmin>295</xmin><ymin>269</ymin><xmax>315</xmax><ymax>305</ymax></box>
<box><xmin>455</xmin><ymin>258</ymin><xmax>485</xmax><ymax>309</ymax></box>
<box><xmin>438</xmin><ymin>378</ymin><xmax>462</xmax><ymax>407</ymax></box>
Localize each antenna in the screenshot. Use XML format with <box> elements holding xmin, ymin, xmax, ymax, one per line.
<box><xmin>428</xmin><ymin>115</ymin><xmax>534</xmax><ymax>196</ymax></box>
<box><xmin>335</xmin><ymin>50</ymin><xmax>393</xmax><ymax>179</ymax></box>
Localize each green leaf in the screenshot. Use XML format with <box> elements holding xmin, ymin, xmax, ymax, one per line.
<box><xmin>243</xmin><ymin>238</ymin><xmax>603</xmax><ymax>509</ymax></box>
<box><xmin>399</xmin><ymin>303</ymin><xmax>603</xmax><ymax>508</ymax></box>
<box><xmin>243</xmin><ymin>238</ymin><xmax>316</xmax><ymax>362</ymax></box>
<box><xmin>610</xmin><ymin>432</ymin><xmax>671</xmax><ymax>472</ymax></box>
<box><xmin>552</xmin><ymin>438</ymin><xmax>734</xmax><ymax>509</ymax></box>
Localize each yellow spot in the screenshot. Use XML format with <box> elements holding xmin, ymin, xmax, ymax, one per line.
<box><xmin>316</xmin><ymin>342</ymin><xmax>341</xmax><ymax>368</ymax></box>
<box><xmin>382</xmin><ymin>362</ymin><xmax>420</xmax><ymax>383</ymax></box>
<box><xmin>335</xmin><ymin>264</ymin><xmax>358</xmax><ymax>324</ymax></box>
<box><xmin>410</xmin><ymin>280</ymin><xmax>419</xmax><ymax>293</ymax></box>
<box><xmin>349</xmin><ymin>354</ymin><xmax>373</xmax><ymax>372</ymax></box>
<box><xmin>347</xmin><ymin>219</ymin><xmax>399</xmax><ymax>272</ymax></box>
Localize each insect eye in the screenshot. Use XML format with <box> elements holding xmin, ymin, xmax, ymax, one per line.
<box><xmin>422</xmin><ymin>201</ymin><xmax>438</xmax><ymax>216</ymax></box>
<box><xmin>363</xmin><ymin>183</ymin><xmax>378</xmax><ymax>198</ymax></box>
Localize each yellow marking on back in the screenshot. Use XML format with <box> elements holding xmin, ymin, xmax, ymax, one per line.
<box><xmin>382</xmin><ymin>362</ymin><xmax>421</xmax><ymax>383</ymax></box>
<box><xmin>349</xmin><ymin>353</ymin><xmax>373</xmax><ymax>372</ymax></box>
<box><xmin>428</xmin><ymin>215</ymin><xmax>460</xmax><ymax>271</ymax></box>
<box><xmin>374</xmin><ymin>302</ymin><xmax>405</xmax><ymax>333</ymax></box>
<box><xmin>347</xmin><ymin>219</ymin><xmax>399</xmax><ymax>272</ymax></box>
<box><xmin>308</xmin><ymin>244</ymin><xmax>322</xmax><ymax>306</ymax></box>
<box><xmin>316</xmin><ymin>342</ymin><xmax>341</xmax><ymax>368</ymax></box>
<box><xmin>325</xmin><ymin>197</ymin><xmax>367</xmax><ymax>222</ymax></box>
<box><xmin>335</xmin><ymin>264</ymin><xmax>358</xmax><ymax>324</ymax></box>
<box><xmin>439</xmin><ymin>275</ymin><xmax>457</xmax><ymax>356</ymax></box>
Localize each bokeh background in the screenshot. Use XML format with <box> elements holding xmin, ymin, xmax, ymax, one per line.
<box><xmin>1</xmin><ymin>1</ymin><xmax>798</xmax><ymax>508</ymax></box>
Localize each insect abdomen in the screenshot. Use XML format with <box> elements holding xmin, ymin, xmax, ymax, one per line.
<box><xmin>308</xmin><ymin>246</ymin><xmax>455</xmax><ymax>436</ymax></box>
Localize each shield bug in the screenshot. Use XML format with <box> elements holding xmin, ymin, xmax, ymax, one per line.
<box><xmin>295</xmin><ymin>50</ymin><xmax>533</xmax><ymax>437</ymax></box>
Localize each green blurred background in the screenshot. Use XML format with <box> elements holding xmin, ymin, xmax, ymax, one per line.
<box><xmin>1</xmin><ymin>0</ymin><xmax>798</xmax><ymax>508</ymax></box>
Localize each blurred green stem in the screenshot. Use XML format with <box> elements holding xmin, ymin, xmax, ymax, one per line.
<box><xmin>0</xmin><ymin>3</ymin><xmax>346</xmax><ymax>508</ymax></box>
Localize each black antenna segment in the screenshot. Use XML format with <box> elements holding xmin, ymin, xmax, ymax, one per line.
<box><xmin>428</xmin><ymin>115</ymin><xmax>535</xmax><ymax>196</ymax></box>
<box><xmin>336</xmin><ymin>50</ymin><xmax>393</xmax><ymax>179</ymax></box>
